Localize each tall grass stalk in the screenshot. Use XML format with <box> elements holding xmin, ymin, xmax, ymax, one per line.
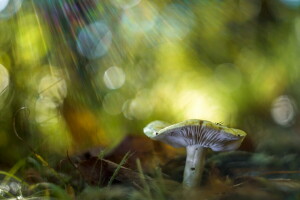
<box><xmin>107</xmin><ymin>151</ymin><xmax>132</xmax><ymax>187</ymax></box>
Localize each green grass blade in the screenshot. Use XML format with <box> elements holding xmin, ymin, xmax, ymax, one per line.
<box><xmin>136</xmin><ymin>158</ymin><xmax>152</xmax><ymax>200</ymax></box>
<box><xmin>2</xmin><ymin>158</ymin><xmax>26</xmax><ymax>184</ymax></box>
<box><xmin>30</xmin><ymin>182</ymin><xmax>72</xmax><ymax>200</ymax></box>
<box><xmin>107</xmin><ymin>151</ymin><xmax>132</xmax><ymax>187</ymax></box>
<box><xmin>0</xmin><ymin>171</ymin><xmax>24</xmax><ymax>184</ymax></box>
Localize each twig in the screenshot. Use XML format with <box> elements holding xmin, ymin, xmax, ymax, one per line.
<box><xmin>259</xmin><ymin>170</ymin><xmax>300</xmax><ymax>176</ymax></box>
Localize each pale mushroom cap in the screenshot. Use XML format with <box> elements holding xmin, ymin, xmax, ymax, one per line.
<box><xmin>143</xmin><ymin>120</ymin><xmax>171</xmax><ymax>137</ymax></box>
<box><xmin>143</xmin><ymin>119</ymin><xmax>247</xmax><ymax>151</ymax></box>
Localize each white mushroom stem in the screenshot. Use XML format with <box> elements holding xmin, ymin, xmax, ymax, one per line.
<box><xmin>183</xmin><ymin>145</ymin><xmax>207</xmax><ymax>187</ymax></box>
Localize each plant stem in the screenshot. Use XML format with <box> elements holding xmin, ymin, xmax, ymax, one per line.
<box><xmin>183</xmin><ymin>146</ymin><xmax>206</xmax><ymax>187</ymax></box>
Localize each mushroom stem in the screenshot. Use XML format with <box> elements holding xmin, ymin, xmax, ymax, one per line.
<box><xmin>183</xmin><ymin>145</ymin><xmax>207</xmax><ymax>187</ymax></box>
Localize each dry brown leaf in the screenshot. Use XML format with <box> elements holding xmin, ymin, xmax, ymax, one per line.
<box><xmin>77</xmin><ymin>157</ymin><xmax>151</xmax><ymax>187</ymax></box>
<box><xmin>105</xmin><ymin>135</ymin><xmax>183</xmax><ymax>173</ymax></box>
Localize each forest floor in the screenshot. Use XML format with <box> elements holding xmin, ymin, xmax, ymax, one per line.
<box><xmin>1</xmin><ymin>135</ymin><xmax>300</xmax><ymax>200</ymax></box>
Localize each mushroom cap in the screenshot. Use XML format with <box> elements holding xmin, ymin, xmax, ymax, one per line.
<box><xmin>143</xmin><ymin>120</ymin><xmax>171</xmax><ymax>136</ymax></box>
<box><xmin>143</xmin><ymin>119</ymin><xmax>247</xmax><ymax>151</ymax></box>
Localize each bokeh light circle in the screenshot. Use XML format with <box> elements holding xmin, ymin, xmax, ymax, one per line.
<box><xmin>35</xmin><ymin>97</ymin><xmax>60</xmax><ymax>125</ymax></box>
<box><xmin>0</xmin><ymin>0</ymin><xmax>22</xmax><ymax>19</ymax></box>
<box><xmin>121</xmin><ymin>1</ymin><xmax>158</xmax><ymax>33</ymax></box>
<box><xmin>38</xmin><ymin>75</ymin><xmax>67</xmax><ymax>105</ymax></box>
<box><xmin>122</xmin><ymin>90</ymin><xmax>153</xmax><ymax>120</ymax></box>
<box><xmin>271</xmin><ymin>95</ymin><xmax>296</xmax><ymax>126</ymax></box>
<box><xmin>0</xmin><ymin>0</ymin><xmax>9</xmax><ymax>12</ymax></box>
<box><xmin>76</xmin><ymin>21</ymin><xmax>112</xmax><ymax>59</ymax></box>
<box><xmin>103</xmin><ymin>66</ymin><xmax>126</xmax><ymax>89</ymax></box>
<box><xmin>0</xmin><ymin>64</ymin><xmax>9</xmax><ymax>95</ymax></box>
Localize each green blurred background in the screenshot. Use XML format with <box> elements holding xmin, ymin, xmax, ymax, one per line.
<box><xmin>0</xmin><ymin>0</ymin><xmax>300</xmax><ymax>165</ymax></box>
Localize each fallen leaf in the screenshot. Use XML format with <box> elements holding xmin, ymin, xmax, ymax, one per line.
<box><xmin>77</xmin><ymin>157</ymin><xmax>151</xmax><ymax>187</ymax></box>
<box><xmin>105</xmin><ymin>135</ymin><xmax>183</xmax><ymax>173</ymax></box>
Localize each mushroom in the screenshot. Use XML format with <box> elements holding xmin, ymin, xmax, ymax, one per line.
<box><xmin>143</xmin><ymin>119</ymin><xmax>247</xmax><ymax>187</ymax></box>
